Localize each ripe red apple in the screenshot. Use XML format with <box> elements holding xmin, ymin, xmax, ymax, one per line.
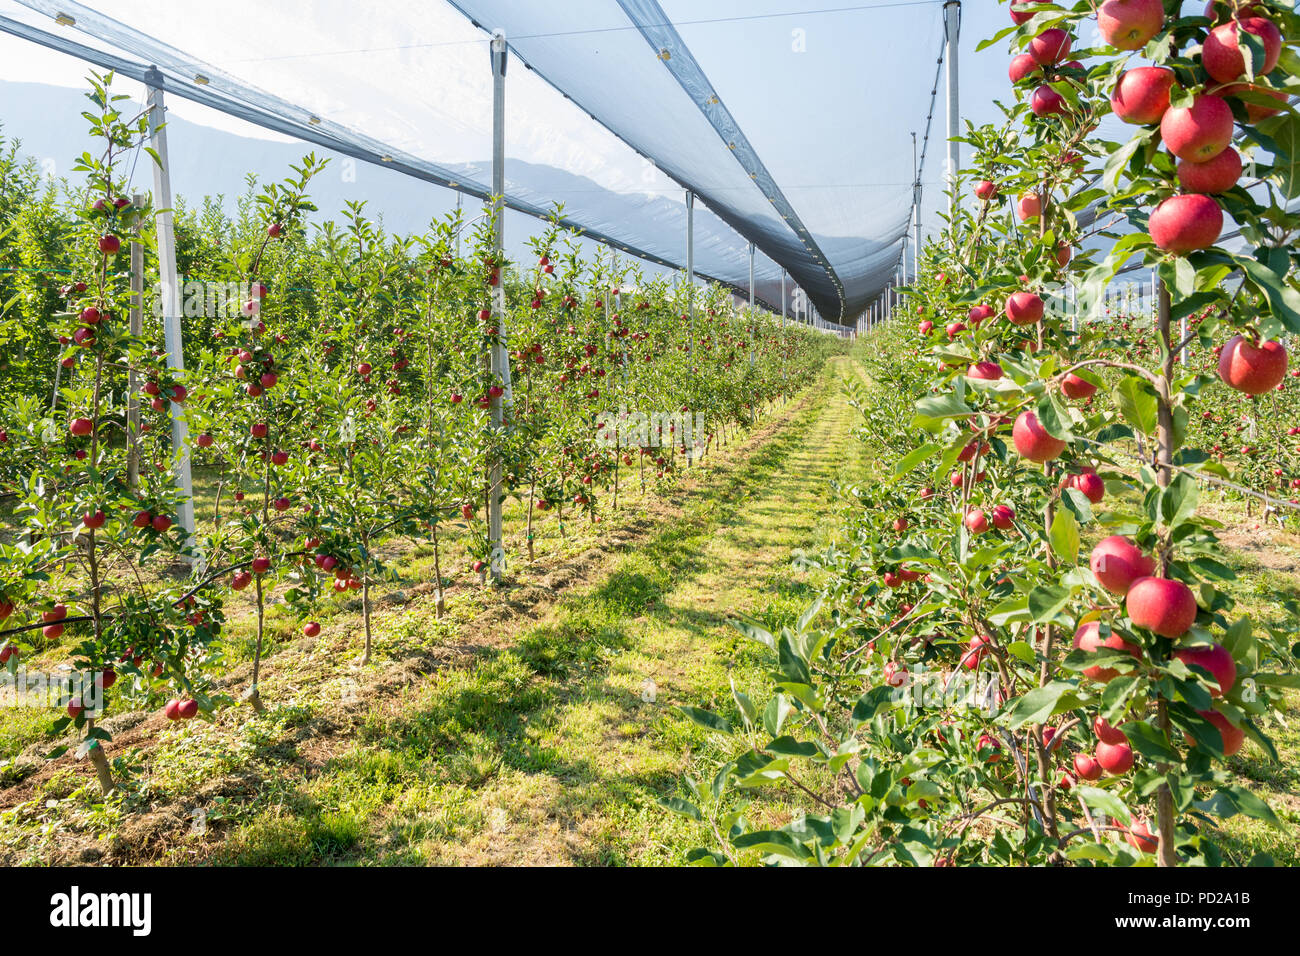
<box><xmin>1061</xmin><ymin>372</ymin><xmax>1097</xmax><ymax>399</ymax></box>
<box><xmin>1149</xmin><ymin>194</ymin><xmax>1223</xmax><ymax>254</ymax></box>
<box><xmin>177</xmin><ymin>698</ymin><xmax>199</xmax><ymax>720</ymax></box>
<box><xmin>267</xmin><ymin>222</ymin><xmax>283</xmax><ymax>237</ymax></box>
<box><xmin>1073</xmin><ymin>752</ymin><xmax>1103</xmax><ymax>781</ymax></box>
<box><xmin>1090</xmin><ymin>536</ymin><xmax>1156</xmax><ymax>594</ymax></box>
<box><xmin>132</xmin><ymin>510</ymin><xmax>153</xmax><ymax>529</ymax></box>
<box><xmin>1073</xmin><ymin>621</ymin><xmax>1142</xmax><ymax>682</ymax></box>
<box><xmin>1028</xmin><ymin>28</ymin><xmax>1071</xmax><ymax>65</ymax></box>
<box><xmin>1203</xmin><ymin>16</ymin><xmax>1282</xmax><ymax>83</ymax></box>
<box><xmin>251</xmin><ymin>556</ymin><xmax>272</xmax><ymax>575</ymax></box>
<box><xmin>1017</xmin><ymin>192</ymin><xmax>1043</xmax><ymax>221</ymax></box>
<box><xmin>974</xmin><ymin>180</ymin><xmax>999</xmax><ymax>201</ymax></box>
<box><xmin>1111</xmin><ymin>67</ymin><xmax>1175</xmax><ymax>124</ymax></box>
<box><xmin>100</xmin><ymin>667</ymin><xmax>117</xmax><ymax>689</ymax></box>
<box><xmin>1218</xmin><ymin>335</ymin><xmax>1288</xmax><ymax>394</ymax></box>
<box><xmin>98</xmin><ymin>235</ymin><xmax>120</xmax><ymax>254</ymax></box>
<box><xmin>251</xmin><ymin>423</ymin><xmax>268</xmax><ymax>439</ymax></box>
<box><xmin>1012</xmin><ymin>410</ymin><xmax>1066</xmax><ymax>462</ymax></box>
<box><xmin>968</xmin><ymin>361</ymin><xmax>1004</xmax><ymax>381</ymax></box>
<box><xmin>1030</xmin><ymin>84</ymin><xmax>1067</xmax><ymax>117</ymax></box>
<box><xmin>151</xmin><ymin>514</ymin><xmax>172</xmax><ymax>533</ymax></box>
<box><xmin>1126</xmin><ymin>818</ymin><xmax>1158</xmax><ymax>853</ymax></box>
<box><xmin>946</xmin><ymin>321</ymin><xmax>967</xmax><ymax>339</ymax></box>
<box><xmin>1095</xmin><ymin>739</ymin><xmax>1135</xmax><ymax>774</ymax></box>
<box><xmin>1126</xmin><ymin>576</ymin><xmax>1199</xmax><ymax>638</ymax></box>
<box><xmin>1009</xmin><ymin>53</ymin><xmax>1040</xmax><ymax>84</ymax></box>
<box><xmin>893</xmin><ymin>516</ymin><xmax>909</xmax><ymax>532</ymax></box>
<box><xmin>67</xmin><ymin>698</ymin><xmax>84</xmax><ymax>719</ymax></box>
<box><xmin>1177</xmin><ymin>146</ymin><xmax>1242</xmax><ymax>194</ymax></box>
<box><xmin>963</xmin><ymin>633</ymin><xmax>992</xmax><ymax>670</ymax></box>
<box><xmin>991</xmin><ymin>504</ymin><xmax>1016</xmax><ymax>530</ymax></box>
<box><xmin>968</xmin><ymin>304</ymin><xmax>995</xmax><ymax>325</ymax></box>
<box><xmin>231</xmin><ymin>571</ymin><xmax>252</xmax><ymax>591</ymax></box>
<box><xmin>978</xmin><ymin>733</ymin><xmax>1003</xmax><ymax>763</ymax></box>
<box><xmin>1067</xmin><ymin>470</ymin><xmax>1106</xmax><ymax>504</ymax></box>
<box><xmin>1010</xmin><ymin>0</ymin><xmax>1036</xmax><ymax>24</ymax></box>
<box><xmin>1094</xmin><ymin>714</ymin><xmax>1128</xmax><ymax>745</ymax></box>
<box><xmin>918</xmin><ymin>319</ymin><xmax>934</xmax><ymax>334</ymax></box>
<box><xmin>1173</xmin><ymin>641</ymin><xmax>1236</xmax><ymax>697</ymax></box>
<box><xmin>1191</xmin><ymin>708</ymin><xmax>1245</xmax><ymax>756</ymax></box>
<box><xmin>164</xmin><ymin>699</ymin><xmax>182</xmax><ymax>720</ymax></box>
<box><xmin>69</xmin><ymin>417</ymin><xmax>94</xmax><ymax>437</ymax></box>
<box><xmin>1005</xmin><ymin>291</ymin><xmax>1044</xmax><ymax>325</ymax></box>
<box><xmin>1160</xmin><ymin>94</ymin><xmax>1234</xmax><ymax>162</ymax></box>
<box><xmin>196</xmin><ymin>433</ymin><xmax>214</xmax><ymax>448</ymax></box>
<box><xmin>1098</xmin><ymin>0</ymin><xmax>1165</xmax><ymax>51</ymax></box>
<box><xmin>83</xmin><ymin>510</ymin><xmax>106</xmax><ymax>529</ymax></box>
<box><xmin>965</xmin><ymin>508</ymin><xmax>989</xmax><ymax>534</ymax></box>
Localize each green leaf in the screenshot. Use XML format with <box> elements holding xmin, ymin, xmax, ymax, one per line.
<box><xmin>733</xmin><ymin>829</ymin><xmax>814</xmax><ymax>861</ymax></box>
<box><xmin>677</xmin><ymin>706</ymin><xmax>733</xmax><ymax>735</ymax></box>
<box><xmin>658</xmin><ymin>797</ymin><xmax>702</xmax><ymax>821</ymax></box>
<box><xmin>1260</xmin><ymin>112</ymin><xmax>1300</xmax><ymax>199</ymax></box>
<box><xmin>1077</xmin><ymin>786</ymin><xmax>1132</xmax><ymax>825</ymax></box>
<box><xmin>892</xmin><ymin>442</ymin><xmax>941</xmax><ymax>478</ymax></box>
<box><xmin>1125</xmin><ymin>719</ymin><xmax>1179</xmax><ymax>763</ymax></box>
<box><xmin>1049</xmin><ymin>507</ymin><xmax>1080</xmax><ymax>564</ymax></box>
<box><xmin>852</xmin><ymin>686</ymin><xmax>896</xmax><ymax>726</ymax></box>
<box><xmin>1114</xmin><ymin>374</ymin><xmax>1159</xmax><ymax>435</ymax></box>
<box><xmin>1002</xmin><ymin>681</ymin><xmax>1081</xmax><ymax>729</ymax></box>
<box><xmin>1028</xmin><ymin>585</ymin><xmax>1073</xmax><ymax>623</ymax></box>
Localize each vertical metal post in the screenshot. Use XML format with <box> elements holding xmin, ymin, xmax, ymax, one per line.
<box><xmin>488</xmin><ymin>28</ymin><xmax>510</xmax><ymax>582</ymax></box>
<box><xmin>780</xmin><ymin>269</ymin><xmax>787</xmax><ymax>327</ymax></box>
<box><xmin>912</xmin><ymin>131</ymin><xmax>921</xmax><ymax>280</ymax></box>
<box><xmin>943</xmin><ymin>1</ymin><xmax>962</xmax><ymax>220</ymax></box>
<box><xmin>686</xmin><ymin>189</ymin><xmax>695</xmax><ymax>365</ymax></box>
<box><xmin>748</xmin><ymin>242</ymin><xmax>755</xmax><ymax>367</ymax></box>
<box><xmin>145</xmin><ymin>75</ymin><xmax>195</xmax><ymax>551</ymax></box>
<box><xmin>455</xmin><ymin>190</ymin><xmax>463</xmax><ymax>258</ymax></box>
<box><xmin>127</xmin><ymin>192</ymin><xmax>144</xmax><ymax>491</ymax></box>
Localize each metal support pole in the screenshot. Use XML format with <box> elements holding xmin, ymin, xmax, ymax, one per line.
<box><xmin>747</xmin><ymin>242</ymin><xmax>755</xmax><ymax>367</ymax></box>
<box><xmin>912</xmin><ymin>131</ymin><xmax>921</xmax><ymax>278</ymax></box>
<box><xmin>780</xmin><ymin>270</ymin><xmax>787</xmax><ymax>327</ymax></box>
<box><xmin>145</xmin><ymin>75</ymin><xmax>195</xmax><ymax>552</ymax></box>
<box><xmin>686</xmin><ymin>189</ymin><xmax>695</xmax><ymax>365</ymax></box>
<box><xmin>127</xmin><ymin>193</ymin><xmax>144</xmax><ymax>492</ymax></box>
<box><xmin>487</xmin><ymin>28</ymin><xmax>510</xmax><ymax>582</ymax></box>
<box><xmin>943</xmin><ymin>1</ymin><xmax>962</xmax><ymax>220</ymax></box>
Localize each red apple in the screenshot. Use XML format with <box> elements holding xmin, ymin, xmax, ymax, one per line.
<box><xmin>1068</xmin><ymin>470</ymin><xmax>1106</xmax><ymax>504</ymax></box>
<box><xmin>267</xmin><ymin>222</ymin><xmax>283</xmax><ymax>237</ymax></box>
<box><xmin>69</xmin><ymin>417</ymin><xmax>94</xmax><ymax>437</ymax></box>
<box><xmin>1091</xmin><ymin>536</ymin><xmax>1155</xmax><ymax>595</ymax></box>
<box><xmin>164</xmin><ymin>699</ymin><xmax>182</xmax><ymax>720</ymax></box>
<box><xmin>67</xmin><ymin>698</ymin><xmax>84</xmax><ymax>719</ymax></box>
<box><xmin>98</xmin><ymin>235</ymin><xmax>120</xmax><ymax>254</ymax></box>
<box><xmin>1073</xmin><ymin>752</ymin><xmax>1104</xmax><ymax>781</ymax></box>
<box><xmin>196</xmin><ymin>433</ymin><xmax>214</xmax><ymax>448</ymax></box>
<box><xmin>965</xmin><ymin>508</ymin><xmax>989</xmax><ymax>534</ymax></box>
<box><xmin>1028</xmin><ymin>28</ymin><xmax>1071</xmax><ymax>65</ymax></box>
<box><xmin>1173</xmin><ymin>641</ymin><xmax>1236</xmax><ymax>697</ymax></box>
<box><xmin>968</xmin><ymin>361</ymin><xmax>1004</xmax><ymax>381</ymax></box>
<box><xmin>974</xmin><ymin>180</ymin><xmax>999</xmax><ymax>201</ymax></box>
<box><xmin>176</xmin><ymin>698</ymin><xmax>199</xmax><ymax>720</ymax></box>
<box><xmin>1005</xmin><ymin>291</ymin><xmax>1044</xmax><ymax>325</ymax></box>
<box><xmin>132</xmin><ymin>510</ymin><xmax>153</xmax><ymax>529</ymax></box>
<box><xmin>1030</xmin><ymin>84</ymin><xmax>1067</xmax><ymax>117</ymax></box>
<box><xmin>251</xmin><ymin>557</ymin><xmax>272</xmax><ymax>575</ymax></box>
<box><xmin>1010</xmin><ymin>0</ymin><xmax>1037</xmax><ymax>24</ymax></box>
<box><xmin>1094</xmin><ymin>714</ymin><xmax>1128</xmax><ymax>745</ymax></box>
<box><xmin>1009</xmin><ymin>53</ymin><xmax>1040</xmax><ymax>84</ymax></box>
<box><xmin>1126</xmin><ymin>817</ymin><xmax>1159</xmax><ymax>853</ymax></box>
<box><xmin>1160</xmin><ymin>94</ymin><xmax>1234</xmax><ymax>162</ymax></box>
<box><xmin>1095</xmin><ymin>739</ymin><xmax>1135</xmax><ymax>774</ymax></box>
<box><xmin>918</xmin><ymin>320</ymin><xmax>934</xmax><ymax>334</ymax></box>
<box><xmin>1073</xmin><ymin>621</ymin><xmax>1142</xmax><ymax>682</ymax></box>
<box><xmin>1149</xmin><ymin>194</ymin><xmax>1223</xmax><ymax>254</ymax></box>
<box><xmin>1126</xmin><ymin>576</ymin><xmax>1199</xmax><ymax>638</ymax></box>
<box><xmin>991</xmin><ymin>504</ymin><xmax>1016</xmax><ymax>530</ymax></box>
<box><xmin>1111</xmin><ymin>67</ymin><xmax>1174</xmax><ymax>124</ymax></box>
<box><xmin>1098</xmin><ymin>0</ymin><xmax>1165</xmax><ymax>51</ymax></box>
<box><xmin>1061</xmin><ymin>372</ymin><xmax>1097</xmax><ymax>399</ymax></box>
<box><xmin>1017</xmin><ymin>192</ymin><xmax>1043</xmax><ymax>221</ymax></box>
<box><xmin>1202</xmin><ymin>16</ymin><xmax>1282</xmax><ymax>84</ymax></box>
<box><xmin>1218</xmin><ymin>335</ymin><xmax>1288</xmax><ymax>394</ymax></box>
<box><xmin>82</xmin><ymin>509</ymin><xmax>106</xmax><ymax>529</ymax></box>
<box><xmin>1012</xmin><ymin>410</ymin><xmax>1066</xmax><ymax>462</ymax></box>
<box><xmin>1176</xmin><ymin>147</ymin><xmax>1242</xmax><ymax>195</ymax></box>
<box><xmin>968</xmin><ymin>304</ymin><xmax>995</xmax><ymax>325</ymax></box>
<box><xmin>151</xmin><ymin>514</ymin><xmax>172</xmax><ymax>533</ymax></box>
<box><xmin>963</xmin><ymin>633</ymin><xmax>992</xmax><ymax>670</ymax></box>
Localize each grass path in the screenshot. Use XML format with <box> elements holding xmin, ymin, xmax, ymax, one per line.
<box><xmin>211</xmin><ymin>355</ymin><xmax>873</xmax><ymax>865</ymax></box>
